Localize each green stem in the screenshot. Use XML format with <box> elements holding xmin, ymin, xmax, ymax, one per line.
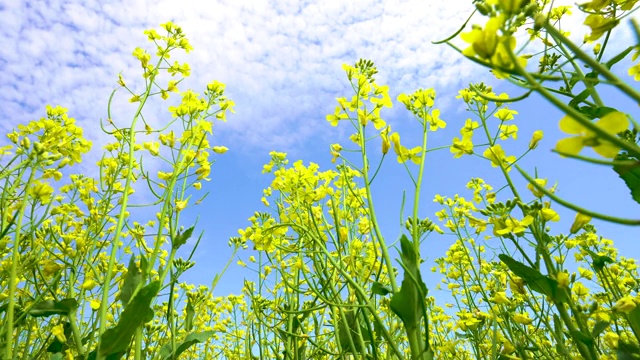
<box><xmin>97</xmin><ymin>61</ymin><xmax>160</xmax><ymax>359</ymax></box>
<box><xmin>310</xmin><ymin>232</ymin><xmax>405</xmax><ymax>359</ymax></box>
<box><xmin>5</xmin><ymin>167</ymin><xmax>36</xmax><ymax>360</ymax></box>
<box><xmin>547</xmin><ymin>31</ymin><xmax>604</xmax><ymax>107</ymax></box>
<box><xmin>507</xmin><ymin>40</ymin><xmax>640</xmax><ymax>160</ymax></box>
<box><xmin>358</xmin><ymin>120</ymin><xmax>398</xmax><ymax>292</ymax></box>
<box><xmin>135</xmin><ymin>328</ymin><xmax>142</xmax><ymax>360</ymax></box>
<box><xmin>412</xmin><ymin>113</ymin><xmax>428</xmax><ymax>248</ymax></box>
<box><xmin>544</xmin><ymin>22</ymin><xmax>640</xmax><ymax>105</ymax></box>
<box><xmin>67</xmin><ymin>315</ymin><xmax>85</xmax><ymax>357</ymax></box>
<box><xmin>516</xmin><ymin>165</ymin><xmax>640</xmax><ymax>225</ymax></box>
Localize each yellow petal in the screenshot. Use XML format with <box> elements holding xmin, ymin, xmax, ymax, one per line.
<box><xmin>558</xmin><ymin>115</ymin><xmax>584</xmax><ymax>135</ymax></box>
<box><xmin>593</xmin><ymin>143</ymin><xmax>621</xmax><ymax>158</ymax></box>
<box><xmin>597</xmin><ymin>111</ymin><xmax>628</xmax><ymax>134</ymax></box>
<box><xmin>520</xmin><ymin>215</ymin><xmax>534</xmax><ymax>226</ymax></box>
<box><xmin>556</xmin><ymin>136</ymin><xmax>585</xmax><ymax>156</ymax></box>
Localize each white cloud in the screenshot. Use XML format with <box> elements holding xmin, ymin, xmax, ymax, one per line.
<box><xmin>0</xmin><ymin>0</ymin><xmax>466</xmax><ymax>148</ymax></box>
<box><xmin>0</xmin><ymin>0</ymin><xmax>636</xmax><ymax>164</ymax></box>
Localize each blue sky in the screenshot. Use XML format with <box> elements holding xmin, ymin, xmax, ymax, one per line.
<box><xmin>1</xmin><ymin>0</ymin><xmax>639</xmax><ymax>298</ymax></box>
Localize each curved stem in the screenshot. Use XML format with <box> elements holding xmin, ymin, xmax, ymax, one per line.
<box><xmin>544</xmin><ymin>22</ymin><xmax>640</xmax><ymax>105</ymax></box>
<box><xmin>97</xmin><ymin>57</ymin><xmax>163</xmax><ymax>359</ymax></box>
<box><xmin>5</xmin><ymin>167</ymin><xmax>36</xmax><ymax>360</ymax></box>
<box><xmin>507</xmin><ymin>43</ymin><xmax>640</xmax><ymax>160</ymax></box>
<box><xmin>358</xmin><ymin>113</ymin><xmax>398</xmax><ymax>292</ymax></box>
<box><xmin>516</xmin><ymin>165</ymin><xmax>640</xmax><ymax>225</ymax></box>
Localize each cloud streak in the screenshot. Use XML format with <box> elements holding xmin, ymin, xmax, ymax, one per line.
<box><xmin>0</xmin><ymin>0</ymin><xmax>484</xmax><ymax>159</ymax></box>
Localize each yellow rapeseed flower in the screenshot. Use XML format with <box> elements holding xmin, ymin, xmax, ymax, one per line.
<box><xmin>81</xmin><ymin>278</ymin><xmax>98</xmax><ymax>291</ymax></box>
<box><xmin>451</xmin><ymin>134</ymin><xmax>474</xmax><ymax>158</ymax></box>
<box><xmin>613</xmin><ymin>295</ymin><xmax>637</xmax><ymax>313</ymax></box>
<box><xmin>175</xmin><ymin>199</ymin><xmax>188</xmax><ymax>212</ymax></box>
<box><xmin>556</xmin><ymin>111</ymin><xmax>628</xmax><ymax>158</ymax></box>
<box><xmin>570</xmin><ymin>212</ymin><xmax>592</xmax><ymax>234</ymax></box>
<box><xmin>51</xmin><ymin>323</ymin><xmax>66</xmax><ymax>342</ymax></box>
<box><xmin>512</xmin><ymin>312</ymin><xmax>533</xmax><ymax>325</ymax></box>
<box><xmin>604</xmin><ymin>331</ymin><xmax>619</xmax><ymax>349</ymax></box>
<box><xmin>492</xmin><ymin>291</ymin><xmax>511</xmax><ymax>305</ymax></box>
<box><xmin>557</xmin><ymin>272</ymin><xmax>570</xmax><ymax>288</ymax></box>
<box><xmin>572</xmin><ymin>282</ymin><xmax>589</xmax><ymax>298</ymax></box>
<box><xmin>527</xmin><ymin>178</ymin><xmax>547</xmax><ymax>198</ymax></box>
<box><xmin>540</xmin><ymin>208</ymin><xmax>560</xmax><ymax>222</ymax></box>
<box><xmin>212</xmin><ymin>146</ymin><xmax>228</xmax><ymax>154</ymax></box>
<box><xmin>494</xmin><ymin>108</ymin><xmax>518</xmax><ymax>121</ymax></box>
<box><xmin>483</xmin><ymin>144</ymin><xmax>516</xmax><ymax>170</ymax></box>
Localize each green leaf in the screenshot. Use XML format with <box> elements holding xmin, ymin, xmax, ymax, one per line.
<box><xmin>371</xmin><ymin>282</ymin><xmax>391</xmax><ymax>296</ymax></box>
<box><xmin>592</xmin><ymin>106</ymin><xmax>618</xmax><ymax>118</ymax></box>
<box><xmin>172</xmin><ymin>226</ymin><xmax>194</xmax><ymax>250</ymax></box>
<box><xmin>99</xmin><ymin>281</ymin><xmax>160</xmax><ymax>357</ymax></box>
<box><xmin>29</xmin><ymin>299</ymin><xmax>77</xmax><ymax>318</ymax></box>
<box><xmin>568</xmin><ymin>88</ymin><xmax>592</xmax><ymax>110</ymax></box>
<box><xmin>120</xmin><ymin>256</ymin><xmax>142</xmax><ymax>306</ymax></box>
<box><xmin>570</xmin><ymin>329</ymin><xmax>593</xmax><ymax>347</ymax></box>
<box><xmin>337</xmin><ymin>310</ymin><xmax>372</xmax><ymax>354</ymax></box>
<box><xmin>576</xmin><ymin>106</ymin><xmax>619</xmax><ymax>120</ymax></box>
<box><xmin>140</xmin><ymin>253</ymin><xmax>149</xmax><ymax>279</ymax></box>
<box><xmin>86</xmin><ymin>350</ymin><xmax>126</xmax><ymax>360</ymax></box>
<box><xmin>617</xmin><ymin>339</ymin><xmax>640</xmax><ymax>360</ymax></box>
<box><xmin>582</xmin><ymin>247</ymin><xmax>615</xmax><ymax>272</ymax></box>
<box><xmin>159</xmin><ymin>331</ymin><xmax>216</xmax><ymax>360</ymax></box>
<box><xmin>498</xmin><ymin>254</ymin><xmax>567</xmax><ymax>304</ymax></box>
<box><xmin>613</xmin><ymin>158</ymin><xmax>640</xmax><ymax>205</ymax></box>
<box><xmin>605</xmin><ymin>46</ymin><xmax>634</xmax><ymax>69</ymax></box>
<box><xmin>184</xmin><ymin>298</ymin><xmax>195</xmax><ymax>332</ymax></box>
<box><xmin>390</xmin><ymin>235</ymin><xmax>427</xmax><ymax>330</ymax></box>
<box><xmin>591</xmin><ymin>320</ymin><xmax>609</xmax><ymax>338</ymax></box>
<box><xmin>626</xmin><ymin>305</ymin><xmax>640</xmax><ymax>340</ymax></box>
<box><xmin>0</xmin><ymin>303</ymin><xmax>26</xmax><ymax>326</ymax></box>
<box><xmin>592</xmin><ymin>256</ymin><xmax>614</xmax><ymax>273</ymax></box>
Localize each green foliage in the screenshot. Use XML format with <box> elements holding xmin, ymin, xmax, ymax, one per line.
<box><xmin>2</xmin><ymin>1</ymin><xmax>640</xmax><ymax>359</ymax></box>
<box><xmin>390</xmin><ymin>235</ymin><xmax>428</xmax><ymax>330</ymax></box>
<box><xmin>159</xmin><ymin>331</ymin><xmax>216</xmax><ymax>360</ymax></box>
<box><xmin>498</xmin><ymin>254</ymin><xmax>568</xmax><ymax>304</ymax></box>
<box><xmin>98</xmin><ymin>281</ymin><xmax>160</xmax><ymax>357</ymax></box>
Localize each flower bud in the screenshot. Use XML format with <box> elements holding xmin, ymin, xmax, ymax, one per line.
<box><xmin>523</xmin><ymin>2</ymin><xmax>538</xmax><ymax>17</ymax></box>
<box><xmin>475</xmin><ymin>2</ymin><xmax>491</xmax><ymax>15</ymax></box>
<box><xmin>570</xmin><ymin>213</ymin><xmax>591</xmax><ymax>234</ymax></box>
<box><xmin>534</xmin><ymin>13</ymin><xmax>547</xmax><ymax>31</ymax></box>
<box><xmin>593</xmin><ymin>43</ymin><xmax>602</xmax><ymax>55</ymax></box>
<box><xmin>33</xmin><ymin>142</ymin><xmax>44</xmax><ymax>154</ymax></box>
<box><xmin>529</xmin><ymin>130</ymin><xmax>543</xmax><ymax>150</ymax></box>
<box><xmin>499</xmin><ymin>0</ymin><xmax>526</xmax><ymax>15</ymax></box>
<box><xmin>20</xmin><ymin>137</ymin><xmax>31</xmax><ymax>150</ymax></box>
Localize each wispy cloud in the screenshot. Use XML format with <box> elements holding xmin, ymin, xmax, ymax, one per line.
<box><xmin>0</xmin><ymin>0</ymin><xmax>485</xmax><ymax>160</ymax></box>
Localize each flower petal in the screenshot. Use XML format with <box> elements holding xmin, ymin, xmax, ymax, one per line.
<box><xmin>593</xmin><ymin>143</ymin><xmax>621</xmax><ymax>158</ymax></box>
<box><xmin>556</xmin><ymin>136</ymin><xmax>585</xmax><ymax>156</ymax></box>
<box><xmin>597</xmin><ymin>111</ymin><xmax>628</xmax><ymax>134</ymax></box>
<box><xmin>559</xmin><ymin>115</ymin><xmax>584</xmax><ymax>135</ymax></box>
